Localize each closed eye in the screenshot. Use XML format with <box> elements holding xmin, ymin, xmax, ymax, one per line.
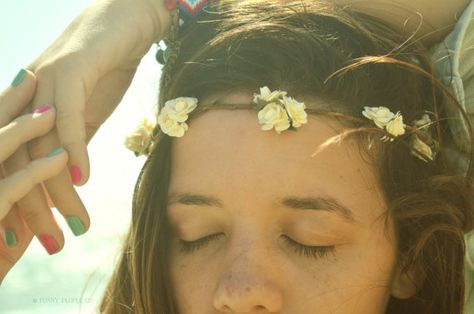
<box><xmin>282</xmin><ymin>235</ymin><xmax>336</xmax><ymax>260</ymax></box>
<box><xmin>178</xmin><ymin>233</ymin><xmax>336</xmax><ymax>260</ymax></box>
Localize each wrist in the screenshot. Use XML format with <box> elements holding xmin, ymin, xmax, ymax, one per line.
<box><xmin>143</xmin><ymin>0</ymin><xmax>174</xmax><ymax>41</ymax></box>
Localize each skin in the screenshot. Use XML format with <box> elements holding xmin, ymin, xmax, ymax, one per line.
<box><xmin>166</xmin><ymin>92</ymin><xmax>416</xmax><ymax>313</ymax></box>
<box><xmin>2</xmin><ymin>0</ymin><xmax>467</xmax><ymax>271</ymax></box>
<box><xmin>0</xmin><ymin>71</ymin><xmax>69</xmax><ymax>283</ymax></box>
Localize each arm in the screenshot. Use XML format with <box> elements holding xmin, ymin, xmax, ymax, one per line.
<box><xmin>335</xmin><ymin>0</ymin><xmax>472</xmax><ymax>47</ymax></box>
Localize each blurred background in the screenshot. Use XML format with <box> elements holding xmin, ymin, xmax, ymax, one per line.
<box><xmin>0</xmin><ymin>1</ymin><xmax>162</xmax><ymax>313</ymax></box>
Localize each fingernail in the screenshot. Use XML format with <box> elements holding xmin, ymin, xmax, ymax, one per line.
<box><xmin>66</xmin><ymin>216</ymin><xmax>86</xmax><ymax>236</ymax></box>
<box><xmin>11</xmin><ymin>69</ymin><xmax>26</xmax><ymax>87</ymax></box>
<box><xmin>38</xmin><ymin>235</ymin><xmax>59</xmax><ymax>255</ymax></box>
<box><xmin>47</xmin><ymin>147</ymin><xmax>65</xmax><ymax>157</ymax></box>
<box><xmin>70</xmin><ymin>166</ymin><xmax>82</xmax><ymax>185</ymax></box>
<box><xmin>4</xmin><ymin>229</ymin><xmax>17</xmax><ymax>247</ymax></box>
<box><xmin>32</xmin><ymin>104</ymin><xmax>52</xmax><ymax>116</ymax></box>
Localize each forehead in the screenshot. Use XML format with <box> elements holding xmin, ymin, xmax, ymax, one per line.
<box><xmin>168</xmin><ymin>109</ymin><xmax>384</xmax><ymax>215</ymax></box>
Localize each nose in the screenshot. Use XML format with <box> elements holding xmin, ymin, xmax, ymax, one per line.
<box><xmin>212</xmin><ymin>250</ymin><xmax>283</xmax><ymax>313</ymax></box>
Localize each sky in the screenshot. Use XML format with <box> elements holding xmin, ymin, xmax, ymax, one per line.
<box><xmin>0</xmin><ymin>1</ymin><xmax>163</xmax><ymax>313</ymax></box>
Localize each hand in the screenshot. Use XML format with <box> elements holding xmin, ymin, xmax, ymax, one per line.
<box><xmin>2</xmin><ymin>0</ymin><xmax>173</xmax><ymax>250</ymax></box>
<box><xmin>0</xmin><ymin>70</ymin><xmax>69</xmax><ymax>284</ymax></box>
<box><xmin>26</xmin><ymin>0</ymin><xmax>173</xmax><ymax>183</ymax></box>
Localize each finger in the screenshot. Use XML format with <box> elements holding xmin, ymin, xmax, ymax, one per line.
<box><xmin>41</xmin><ymin>183</ymin><xmax>55</xmax><ymax>208</ymax></box>
<box><xmin>0</xmin><ymin>69</ymin><xmax>36</xmax><ymax>127</ymax></box>
<box><xmin>43</xmin><ymin>167</ymin><xmax>91</xmax><ymax>238</ymax></box>
<box><xmin>28</xmin><ymin>131</ymin><xmax>91</xmax><ymax>238</ymax></box>
<box><xmin>0</xmin><ymin>205</ymin><xmax>34</xmax><ymax>284</ymax></box>
<box><xmin>55</xmin><ymin>73</ymin><xmax>90</xmax><ymax>186</ymax></box>
<box><xmin>0</xmin><ymin>106</ymin><xmax>56</xmax><ymax>163</ymax></box>
<box><xmin>31</xmin><ymin>70</ymin><xmax>90</xmax><ymax>187</ymax></box>
<box><xmin>3</xmin><ymin>145</ymin><xmax>66</xmax><ymax>256</ymax></box>
<box><xmin>0</xmin><ymin>149</ymin><xmax>68</xmax><ymax>222</ymax></box>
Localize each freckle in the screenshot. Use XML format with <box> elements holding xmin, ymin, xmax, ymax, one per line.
<box><xmin>246</xmin><ymin>287</ymin><xmax>251</xmax><ymax>292</ymax></box>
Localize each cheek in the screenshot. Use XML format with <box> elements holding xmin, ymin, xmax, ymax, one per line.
<box><xmin>169</xmin><ymin>245</ymin><xmax>219</xmax><ymax>312</ymax></box>
<box><xmin>320</xmin><ymin>223</ymin><xmax>397</xmax><ymax>311</ymax></box>
<box><xmin>280</xmin><ymin>223</ymin><xmax>397</xmax><ymax>312</ymax></box>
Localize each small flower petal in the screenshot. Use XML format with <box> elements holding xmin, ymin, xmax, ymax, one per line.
<box><xmin>257</xmin><ymin>102</ymin><xmax>291</xmax><ymax>134</ymax></box>
<box><xmin>362</xmin><ymin>106</ymin><xmax>395</xmax><ymax>128</ymax></box>
<box><xmin>410</xmin><ymin>135</ymin><xmax>434</xmax><ymax>162</ymax></box>
<box><xmin>282</xmin><ymin>96</ymin><xmax>308</xmax><ymax>128</ymax></box>
<box><xmin>386</xmin><ymin>113</ymin><xmax>405</xmax><ymax>137</ymax></box>
<box><xmin>413</xmin><ymin>114</ymin><xmax>432</xmax><ymax>130</ymax></box>
<box><xmin>124</xmin><ymin>118</ymin><xmax>156</xmax><ymax>156</ymax></box>
<box><xmin>157</xmin><ymin>110</ymin><xmax>187</xmax><ymax>137</ymax></box>
<box><xmin>157</xmin><ymin>97</ymin><xmax>198</xmax><ymax>137</ymax></box>
<box><xmin>253</xmin><ymin>86</ymin><xmax>287</xmax><ymax>107</ymax></box>
<box><xmin>162</xmin><ymin>97</ymin><xmax>198</xmax><ymax>123</ymax></box>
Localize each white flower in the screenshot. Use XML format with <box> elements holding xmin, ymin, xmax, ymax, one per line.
<box><xmin>282</xmin><ymin>96</ymin><xmax>308</xmax><ymax>128</ymax></box>
<box><xmin>410</xmin><ymin>135</ymin><xmax>434</xmax><ymax>162</ymax></box>
<box><xmin>413</xmin><ymin>114</ymin><xmax>432</xmax><ymax>130</ymax></box>
<box><xmin>257</xmin><ymin>102</ymin><xmax>291</xmax><ymax>134</ymax></box>
<box><xmin>253</xmin><ymin>86</ymin><xmax>287</xmax><ymax>107</ymax></box>
<box><xmin>162</xmin><ymin>97</ymin><xmax>198</xmax><ymax>122</ymax></box>
<box><xmin>157</xmin><ymin>110</ymin><xmax>189</xmax><ymax>137</ymax></box>
<box><xmin>385</xmin><ymin>112</ymin><xmax>406</xmax><ymax>138</ymax></box>
<box><xmin>157</xmin><ymin>97</ymin><xmax>198</xmax><ymax>137</ymax></box>
<box><xmin>362</xmin><ymin>106</ymin><xmax>396</xmax><ymax>128</ymax></box>
<box><xmin>124</xmin><ymin>118</ymin><xmax>156</xmax><ymax>156</ymax></box>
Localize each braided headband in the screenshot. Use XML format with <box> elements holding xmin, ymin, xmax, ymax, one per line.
<box><xmin>125</xmin><ymin>1</ymin><xmax>438</xmax><ymax>161</ymax></box>
<box><xmin>124</xmin><ymin>86</ymin><xmax>437</xmax><ymax>162</ymax></box>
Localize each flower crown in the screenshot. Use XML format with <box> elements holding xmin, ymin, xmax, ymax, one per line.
<box><xmin>124</xmin><ymin>86</ymin><xmax>437</xmax><ymax>161</ymax></box>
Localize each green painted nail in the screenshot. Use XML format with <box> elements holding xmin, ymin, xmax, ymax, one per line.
<box><xmin>4</xmin><ymin>229</ymin><xmax>17</xmax><ymax>247</ymax></box>
<box><xmin>11</xmin><ymin>69</ymin><xmax>26</xmax><ymax>87</ymax></box>
<box><xmin>66</xmin><ymin>216</ymin><xmax>86</xmax><ymax>236</ymax></box>
<box><xmin>47</xmin><ymin>147</ymin><xmax>65</xmax><ymax>157</ymax></box>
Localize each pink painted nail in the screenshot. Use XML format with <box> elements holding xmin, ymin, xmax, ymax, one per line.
<box><xmin>33</xmin><ymin>104</ymin><xmax>51</xmax><ymax>115</ymax></box>
<box><xmin>70</xmin><ymin>166</ymin><xmax>82</xmax><ymax>185</ymax></box>
<box><xmin>39</xmin><ymin>235</ymin><xmax>59</xmax><ymax>255</ymax></box>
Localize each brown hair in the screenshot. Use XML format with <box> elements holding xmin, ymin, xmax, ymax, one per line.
<box><xmin>100</xmin><ymin>1</ymin><xmax>474</xmax><ymax>313</ymax></box>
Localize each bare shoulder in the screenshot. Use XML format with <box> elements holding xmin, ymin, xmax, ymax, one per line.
<box><xmin>335</xmin><ymin>0</ymin><xmax>472</xmax><ymax>47</ymax></box>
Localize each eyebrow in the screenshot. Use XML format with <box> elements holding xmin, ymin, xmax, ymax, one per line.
<box><xmin>167</xmin><ymin>193</ymin><xmax>355</xmax><ymax>221</ymax></box>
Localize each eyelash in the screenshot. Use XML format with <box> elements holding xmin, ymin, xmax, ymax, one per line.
<box><xmin>178</xmin><ymin>234</ymin><xmax>336</xmax><ymax>259</ymax></box>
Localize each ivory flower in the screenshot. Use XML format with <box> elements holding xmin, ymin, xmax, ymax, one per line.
<box><xmin>157</xmin><ymin>97</ymin><xmax>198</xmax><ymax>137</ymax></box>
<box><xmin>124</xmin><ymin>118</ymin><xmax>156</xmax><ymax>156</ymax></box>
<box><xmin>162</xmin><ymin>97</ymin><xmax>198</xmax><ymax>122</ymax></box>
<box><xmin>410</xmin><ymin>135</ymin><xmax>434</xmax><ymax>162</ymax></box>
<box><xmin>385</xmin><ymin>113</ymin><xmax>406</xmax><ymax>138</ymax></box>
<box><xmin>362</xmin><ymin>106</ymin><xmax>396</xmax><ymax>128</ymax></box>
<box><xmin>253</xmin><ymin>86</ymin><xmax>288</xmax><ymax>107</ymax></box>
<box><xmin>257</xmin><ymin>102</ymin><xmax>291</xmax><ymax>133</ymax></box>
<box><xmin>157</xmin><ymin>110</ymin><xmax>189</xmax><ymax>137</ymax></box>
<box><xmin>282</xmin><ymin>96</ymin><xmax>308</xmax><ymax>128</ymax></box>
<box><xmin>413</xmin><ymin>114</ymin><xmax>432</xmax><ymax>130</ymax></box>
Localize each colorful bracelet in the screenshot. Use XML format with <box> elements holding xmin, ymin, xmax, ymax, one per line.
<box><xmin>156</xmin><ymin>0</ymin><xmax>226</xmax><ymax>65</ymax></box>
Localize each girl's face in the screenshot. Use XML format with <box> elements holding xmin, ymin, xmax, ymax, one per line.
<box><xmin>166</xmin><ymin>94</ymin><xmax>416</xmax><ymax>313</ymax></box>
